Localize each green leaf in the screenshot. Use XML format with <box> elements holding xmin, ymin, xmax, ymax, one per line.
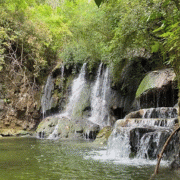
<box><xmin>153</xmin><ymin>23</ymin><xmax>165</xmax><ymax>33</ymax></box>
<box><xmin>94</xmin><ymin>0</ymin><xmax>103</xmax><ymax>7</ymax></box>
<box><xmin>151</xmin><ymin>41</ymin><xmax>160</xmax><ymax>53</ymax></box>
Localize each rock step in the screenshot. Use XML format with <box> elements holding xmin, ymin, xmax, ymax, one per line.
<box><xmin>125</xmin><ymin>107</ymin><xmax>178</xmax><ymax>119</ymax></box>
<box><xmin>115</xmin><ymin>118</ymin><xmax>178</xmax><ymax>128</ymax></box>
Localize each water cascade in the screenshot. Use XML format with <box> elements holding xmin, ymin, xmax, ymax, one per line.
<box><xmin>60</xmin><ymin>63</ymin><xmax>87</xmax><ymax>118</ymax></box>
<box><xmin>106</xmin><ymin>107</ymin><xmax>179</xmax><ymax>162</ymax></box>
<box><xmin>88</xmin><ymin>64</ymin><xmax>111</xmax><ymax>127</ymax></box>
<box><xmin>41</xmin><ymin>65</ymin><xmax>66</xmax><ymax>118</ymax></box>
<box><xmin>47</xmin><ymin>63</ymin><xmax>87</xmax><ymax>139</ymax></box>
<box><xmin>61</xmin><ymin>65</ymin><xmax>64</xmax><ymax>79</ymax></box>
<box><xmin>41</xmin><ymin>75</ymin><xmax>54</xmax><ymax>118</ymax></box>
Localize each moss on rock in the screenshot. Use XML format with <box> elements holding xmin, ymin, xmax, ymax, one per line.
<box><xmin>136</xmin><ymin>68</ymin><xmax>176</xmax><ymax>98</ymax></box>
<box><xmin>94</xmin><ymin>126</ymin><xmax>112</xmax><ymax>145</ymax></box>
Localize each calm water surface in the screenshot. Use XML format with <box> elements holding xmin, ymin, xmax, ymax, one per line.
<box><xmin>0</xmin><ymin>137</ymin><xmax>179</xmax><ymax>180</ymax></box>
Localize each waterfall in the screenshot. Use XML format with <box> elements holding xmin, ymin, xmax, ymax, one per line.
<box><xmin>107</xmin><ymin>127</ymin><xmax>131</xmax><ymax>158</ymax></box>
<box><xmin>136</xmin><ymin>131</ymin><xmax>162</xmax><ymax>159</ymax></box>
<box><xmin>47</xmin><ymin>124</ymin><xmax>59</xmax><ymax>139</ymax></box>
<box><xmin>88</xmin><ymin>63</ymin><xmax>111</xmax><ymax>127</ymax></box>
<box><xmin>61</xmin><ymin>65</ymin><xmax>64</xmax><ymax>79</ymax></box>
<box><xmin>41</xmin><ymin>75</ymin><xmax>54</xmax><ymax>118</ymax></box>
<box><xmin>60</xmin><ymin>63</ymin><xmax>87</xmax><ymax>118</ymax></box>
<box><xmin>142</xmin><ymin>107</ymin><xmax>178</xmax><ymax>119</ymax></box>
<box><xmin>47</xmin><ymin>63</ymin><xmax>87</xmax><ymax>139</ymax></box>
<box><xmin>106</xmin><ymin>107</ymin><xmax>178</xmax><ymax>162</ymax></box>
<box><xmin>41</xmin><ymin>64</ymin><xmax>66</xmax><ymax>118</ymax></box>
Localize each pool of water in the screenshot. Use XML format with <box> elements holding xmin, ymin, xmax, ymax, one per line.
<box><xmin>0</xmin><ymin>137</ymin><xmax>179</xmax><ymax>180</ymax></box>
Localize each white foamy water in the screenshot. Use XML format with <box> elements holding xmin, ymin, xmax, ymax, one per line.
<box><xmin>47</xmin><ymin>123</ymin><xmax>59</xmax><ymax>139</ymax></box>
<box><xmin>84</xmin><ymin>148</ymin><xmax>169</xmax><ymax>166</ymax></box>
<box><xmin>41</xmin><ymin>75</ymin><xmax>54</xmax><ymax>118</ymax></box>
<box><xmin>85</xmin><ymin>106</ymin><xmax>178</xmax><ymax>166</ymax></box>
<box><xmin>47</xmin><ymin>63</ymin><xmax>87</xmax><ymax>139</ymax></box>
<box><xmin>59</xmin><ymin>63</ymin><xmax>87</xmax><ymax>118</ymax></box>
<box><xmin>88</xmin><ymin>63</ymin><xmax>111</xmax><ymax>127</ymax></box>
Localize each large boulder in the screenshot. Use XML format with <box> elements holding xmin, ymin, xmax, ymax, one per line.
<box><xmin>134</xmin><ymin>68</ymin><xmax>178</xmax><ymax>109</ymax></box>
<box><xmin>136</xmin><ymin>68</ymin><xmax>176</xmax><ymax>98</ymax></box>
<box><xmin>36</xmin><ymin>115</ymin><xmax>100</xmax><ymax>139</ymax></box>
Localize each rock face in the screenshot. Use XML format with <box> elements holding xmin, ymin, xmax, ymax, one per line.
<box><xmin>134</xmin><ymin>68</ymin><xmax>178</xmax><ymax>109</ymax></box>
<box><xmin>136</xmin><ymin>68</ymin><xmax>176</xmax><ymax>98</ymax></box>
<box><xmin>130</xmin><ymin>128</ymin><xmax>178</xmax><ymax>159</ymax></box>
<box><xmin>0</xmin><ymin>68</ymin><xmax>41</xmax><ymax>135</ymax></box>
<box><xmin>0</xmin><ymin>89</ymin><xmax>40</xmax><ymax>131</ymax></box>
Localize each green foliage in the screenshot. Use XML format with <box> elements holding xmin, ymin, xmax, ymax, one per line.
<box><xmin>94</xmin><ymin>0</ymin><xmax>103</xmax><ymax>7</ymax></box>
<box><xmin>0</xmin><ymin>0</ymin><xmax>179</xmax><ymax>86</ymax></box>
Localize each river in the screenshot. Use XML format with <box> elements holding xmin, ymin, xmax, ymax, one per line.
<box><xmin>0</xmin><ymin>137</ymin><xmax>179</xmax><ymax>180</ymax></box>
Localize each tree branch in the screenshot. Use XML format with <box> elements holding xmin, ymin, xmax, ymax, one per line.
<box><xmin>150</xmin><ymin>126</ymin><xmax>180</xmax><ymax>180</ymax></box>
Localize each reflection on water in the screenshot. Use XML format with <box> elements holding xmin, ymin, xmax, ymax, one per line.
<box><xmin>0</xmin><ymin>137</ymin><xmax>179</xmax><ymax>180</ymax></box>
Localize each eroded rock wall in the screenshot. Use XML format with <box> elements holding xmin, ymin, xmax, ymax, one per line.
<box><xmin>0</xmin><ymin>75</ymin><xmax>41</xmax><ymax>135</ymax></box>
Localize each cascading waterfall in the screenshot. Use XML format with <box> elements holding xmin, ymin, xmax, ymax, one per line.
<box><xmin>136</xmin><ymin>131</ymin><xmax>162</xmax><ymax>159</ymax></box>
<box><xmin>88</xmin><ymin>63</ymin><xmax>111</xmax><ymax>127</ymax></box>
<box><xmin>41</xmin><ymin>65</ymin><xmax>66</xmax><ymax>118</ymax></box>
<box><xmin>42</xmin><ymin>63</ymin><xmax>113</xmax><ymax>140</ymax></box>
<box><xmin>41</xmin><ymin>75</ymin><xmax>54</xmax><ymax>118</ymax></box>
<box><xmin>60</xmin><ymin>63</ymin><xmax>87</xmax><ymax>118</ymax></box>
<box><xmin>106</xmin><ymin>107</ymin><xmax>178</xmax><ymax>162</ymax></box>
<box><xmin>107</xmin><ymin>127</ymin><xmax>131</xmax><ymax>158</ymax></box>
<box><xmin>47</xmin><ymin>63</ymin><xmax>87</xmax><ymax>139</ymax></box>
<box><xmin>84</xmin><ymin>107</ymin><xmax>178</xmax><ymax>165</ymax></box>
<box><xmin>142</xmin><ymin>107</ymin><xmax>178</xmax><ymax>119</ymax></box>
<box><xmin>61</xmin><ymin>65</ymin><xmax>64</xmax><ymax>79</ymax></box>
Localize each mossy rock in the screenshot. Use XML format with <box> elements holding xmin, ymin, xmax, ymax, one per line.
<box><xmin>136</xmin><ymin>68</ymin><xmax>176</xmax><ymax>98</ymax></box>
<box><xmin>94</xmin><ymin>126</ymin><xmax>112</xmax><ymax>145</ymax></box>
<box><xmin>36</xmin><ymin>115</ymin><xmax>78</xmax><ymax>138</ymax></box>
<box><xmin>36</xmin><ymin>116</ymin><xmax>59</xmax><ymax>138</ymax></box>
<box><xmin>57</xmin><ymin>117</ymin><xmax>76</xmax><ymax>138</ymax></box>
